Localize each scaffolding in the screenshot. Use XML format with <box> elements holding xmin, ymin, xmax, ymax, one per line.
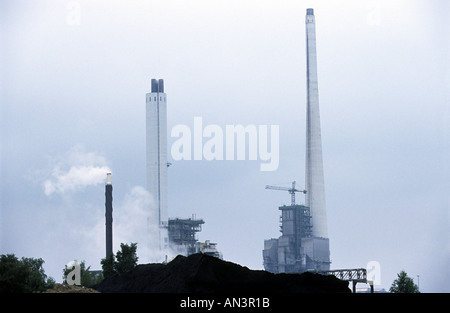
<box><xmin>168</xmin><ymin>217</ymin><xmax>204</xmax><ymax>256</ymax></box>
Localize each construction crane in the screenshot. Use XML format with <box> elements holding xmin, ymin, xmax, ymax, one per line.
<box><xmin>265</xmin><ymin>181</ymin><xmax>307</xmax><ymax>206</ymax></box>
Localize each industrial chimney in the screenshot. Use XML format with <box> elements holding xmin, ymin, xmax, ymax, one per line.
<box><xmin>105</xmin><ymin>173</ymin><xmax>113</xmax><ymax>258</ymax></box>
<box><xmin>146</xmin><ymin>78</ymin><xmax>168</xmax><ymax>251</ymax></box>
<box><xmin>305</xmin><ymin>8</ymin><xmax>328</xmax><ymax>239</ymax></box>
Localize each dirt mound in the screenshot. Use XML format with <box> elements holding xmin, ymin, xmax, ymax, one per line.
<box><xmin>94</xmin><ymin>253</ymin><xmax>350</xmax><ymax>293</ymax></box>
<box><xmin>44</xmin><ymin>283</ymin><xmax>100</xmax><ymax>293</ymax></box>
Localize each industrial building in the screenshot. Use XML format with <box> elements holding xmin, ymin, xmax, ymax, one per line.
<box><xmin>263</xmin><ymin>204</ymin><xmax>330</xmax><ymax>273</ymax></box>
<box><xmin>168</xmin><ymin>217</ymin><xmax>223</xmax><ymax>259</ymax></box>
<box><xmin>263</xmin><ymin>8</ymin><xmax>331</xmax><ymax>274</ymax></box>
<box><xmin>168</xmin><ymin>217</ymin><xmax>204</xmax><ymax>256</ymax></box>
<box><xmin>263</xmin><ymin>186</ymin><xmax>330</xmax><ymax>273</ymax></box>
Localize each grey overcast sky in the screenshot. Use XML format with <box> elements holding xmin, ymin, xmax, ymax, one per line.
<box><xmin>1</xmin><ymin>0</ymin><xmax>449</xmax><ymax>292</ymax></box>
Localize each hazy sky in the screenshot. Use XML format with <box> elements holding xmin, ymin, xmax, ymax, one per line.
<box><xmin>1</xmin><ymin>0</ymin><xmax>449</xmax><ymax>292</ymax></box>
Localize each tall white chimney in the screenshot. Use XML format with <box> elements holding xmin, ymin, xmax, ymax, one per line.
<box><xmin>146</xmin><ymin>79</ymin><xmax>168</xmax><ymax>251</ymax></box>
<box><xmin>305</xmin><ymin>8</ymin><xmax>328</xmax><ymax>239</ymax></box>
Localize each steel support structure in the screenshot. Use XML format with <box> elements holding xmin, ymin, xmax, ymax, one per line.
<box><xmin>317</xmin><ymin>268</ymin><xmax>374</xmax><ymax>293</ymax></box>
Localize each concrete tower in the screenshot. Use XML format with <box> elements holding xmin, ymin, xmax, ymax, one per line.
<box><xmin>146</xmin><ymin>79</ymin><xmax>168</xmax><ymax>250</ymax></box>
<box><xmin>305</xmin><ymin>8</ymin><xmax>328</xmax><ymax>239</ymax></box>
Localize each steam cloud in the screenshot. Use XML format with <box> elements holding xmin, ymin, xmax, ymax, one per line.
<box><xmin>114</xmin><ymin>186</ymin><xmax>160</xmax><ymax>263</ymax></box>
<box><xmin>43</xmin><ymin>145</ymin><xmax>111</xmax><ymax>196</ymax></box>
<box><xmin>115</xmin><ymin>186</ymin><xmax>181</xmax><ymax>263</ymax></box>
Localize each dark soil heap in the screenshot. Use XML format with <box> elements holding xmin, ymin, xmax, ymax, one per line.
<box><xmin>94</xmin><ymin>253</ymin><xmax>350</xmax><ymax>293</ymax></box>
<box><xmin>44</xmin><ymin>283</ymin><xmax>100</xmax><ymax>293</ymax></box>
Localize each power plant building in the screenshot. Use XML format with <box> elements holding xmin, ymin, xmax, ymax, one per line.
<box><xmin>168</xmin><ymin>217</ymin><xmax>205</xmax><ymax>256</ymax></box>
<box><xmin>168</xmin><ymin>216</ymin><xmax>223</xmax><ymax>259</ymax></box>
<box><xmin>263</xmin><ymin>8</ymin><xmax>331</xmax><ymax>273</ymax></box>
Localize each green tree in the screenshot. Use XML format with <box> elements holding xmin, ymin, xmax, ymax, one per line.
<box><xmin>100</xmin><ymin>253</ymin><xmax>116</xmax><ymax>279</ymax></box>
<box><xmin>0</xmin><ymin>254</ymin><xmax>29</xmax><ymax>293</ymax></box>
<box><xmin>21</xmin><ymin>257</ymin><xmax>54</xmax><ymax>292</ymax></box>
<box><xmin>0</xmin><ymin>254</ymin><xmax>55</xmax><ymax>293</ymax></box>
<box><xmin>115</xmin><ymin>242</ymin><xmax>138</xmax><ymax>274</ymax></box>
<box><xmin>100</xmin><ymin>243</ymin><xmax>139</xmax><ymax>279</ymax></box>
<box><xmin>390</xmin><ymin>270</ymin><xmax>420</xmax><ymax>293</ymax></box>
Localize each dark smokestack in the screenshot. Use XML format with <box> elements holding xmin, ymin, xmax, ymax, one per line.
<box><xmin>158</xmin><ymin>79</ymin><xmax>164</xmax><ymax>93</ymax></box>
<box><xmin>151</xmin><ymin>78</ymin><xmax>164</xmax><ymax>93</ymax></box>
<box><xmin>105</xmin><ymin>173</ymin><xmax>113</xmax><ymax>258</ymax></box>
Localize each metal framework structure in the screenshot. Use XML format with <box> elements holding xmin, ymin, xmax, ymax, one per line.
<box><xmin>317</xmin><ymin>268</ymin><xmax>374</xmax><ymax>293</ymax></box>
<box><xmin>168</xmin><ymin>217</ymin><xmax>205</xmax><ymax>255</ymax></box>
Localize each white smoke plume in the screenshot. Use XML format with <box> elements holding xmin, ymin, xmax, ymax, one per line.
<box><xmin>114</xmin><ymin>186</ymin><xmax>180</xmax><ymax>264</ymax></box>
<box><xmin>43</xmin><ymin>145</ymin><xmax>111</xmax><ymax>196</ymax></box>
<box><xmin>115</xmin><ymin>186</ymin><xmax>159</xmax><ymax>263</ymax></box>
